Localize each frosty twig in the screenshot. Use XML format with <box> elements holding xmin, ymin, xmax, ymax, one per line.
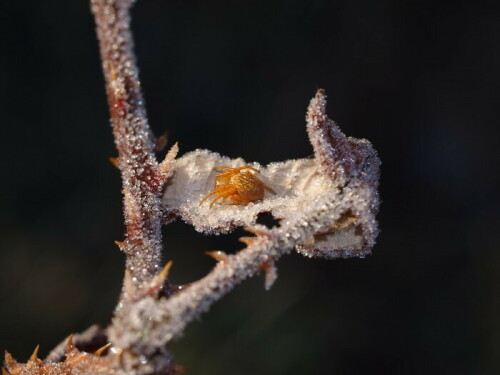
<box><xmin>109</xmin><ymin>90</ymin><xmax>381</xmax><ymax>353</ymax></box>
<box><xmin>2</xmin><ymin>2</ymin><xmax>380</xmax><ymax>374</ymax></box>
<box><xmin>91</xmin><ymin>0</ymin><xmax>177</xmax><ymax>289</ymax></box>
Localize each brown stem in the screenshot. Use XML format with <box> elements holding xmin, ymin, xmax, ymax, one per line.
<box><xmin>91</xmin><ymin>0</ymin><xmax>165</xmax><ymax>288</ymax></box>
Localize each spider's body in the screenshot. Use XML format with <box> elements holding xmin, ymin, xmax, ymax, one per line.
<box><xmin>200</xmin><ymin>165</ymin><xmax>275</xmax><ymax>208</ymax></box>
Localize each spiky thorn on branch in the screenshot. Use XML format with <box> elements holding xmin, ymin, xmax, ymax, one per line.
<box><xmin>91</xmin><ymin>0</ymin><xmax>178</xmax><ymax>291</ymax></box>
<box><xmin>3</xmin><ymin>0</ymin><xmax>380</xmax><ymax>374</ymax></box>
<box><xmin>108</xmin><ymin>88</ymin><xmax>381</xmax><ymax>355</ymax></box>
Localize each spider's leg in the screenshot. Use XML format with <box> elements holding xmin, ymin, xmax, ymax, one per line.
<box><xmin>209</xmin><ymin>186</ymin><xmax>237</xmax><ymax>208</ymax></box>
<box><xmin>215</xmin><ymin>170</ymin><xmax>237</xmax><ymax>179</ymax></box>
<box><xmin>261</xmin><ymin>181</ymin><xmax>276</xmax><ymax>195</ymax></box>
<box><xmin>199</xmin><ymin>185</ymin><xmax>231</xmax><ymax>206</ymax></box>
<box><xmin>214</xmin><ymin>166</ymin><xmax>237</xmax><ymax>174</ymax></box>
<box><xmin>237</xmin><ymin>165</ymin><xmax>261</xmax><ymax>173</ymax></box>
<box><xmin>208</xmin><ymin>194</ymin><xmax>225</xmax><ymax>208</ymax></box>
<box><xmin>215</xmin><ymin>165</ymin><xmax>261</xmax><ymax>174</ymax></box>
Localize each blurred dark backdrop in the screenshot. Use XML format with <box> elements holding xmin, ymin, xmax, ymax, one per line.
<box><xmin>0</xmin><ymin>1</ymin><xmax>498</xmax><ymax>374</ymax></box>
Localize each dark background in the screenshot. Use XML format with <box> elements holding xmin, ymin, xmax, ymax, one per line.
<box><xmin>0</xmin><ymin>1</ymin><xmax>498</xmax><ymax>374</ymax></box>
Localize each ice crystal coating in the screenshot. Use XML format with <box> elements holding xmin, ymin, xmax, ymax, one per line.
<box><xmin>3</xmin><ymin>341</ymin><xmax>114</xmax><ymax>375</ymax></box>
<box><xmin>91</xmin><ymin>0</ymin><xmax>181</xmax><ymax>291</ymax></box>
<box><xmin>106</xmin><ymin>89</ymin><xmax>380</xmax><ymax>356</ymax></box>
<box><xmin>6</xmin><ymin>0</ymin><xmax>381</xmax><ymax>371</ymax></box>
<box><xmin>2</xmin><ymin>328</ymin><xmax>175</xmax><ymax>375</ymax></box>
<box><xmin>163</xmin><ymin>151</ymin><xmax>333</xmax><ymax>232</ymax></box>
<box><xmin>163</xmin><ymin>90</ymin><xmax>380</xmax><ymax>258</ymax></box>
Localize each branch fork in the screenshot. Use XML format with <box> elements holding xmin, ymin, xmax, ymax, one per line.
<box><xmin>3</xmin><ymin>1</ymin><xmax>380</xmax><ymax>374</ymax></box>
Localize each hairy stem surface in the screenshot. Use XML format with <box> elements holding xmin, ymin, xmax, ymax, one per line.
<box><xmin>91</xmin><ymin>0</ymin><xmax>165</xmax><ymax>288</ymax></box>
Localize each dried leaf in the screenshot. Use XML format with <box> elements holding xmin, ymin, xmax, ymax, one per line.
<box><xmin>163</xmin><ymin>90</ymin><xmax>380</xmax><ymax>258</ymax></box>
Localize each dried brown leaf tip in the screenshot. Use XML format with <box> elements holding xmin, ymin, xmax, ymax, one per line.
<box><xmin>163</xmin><ymin>89</ymin><xmax>380</xmax><ymax>258</ymax></box>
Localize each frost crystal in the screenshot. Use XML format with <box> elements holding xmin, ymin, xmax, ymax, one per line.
<box><xmin>163</xmin><ymin>89</ymin><xmax>380</xmax><ymax>258</ymax></box>
<box><xmin>3</xmin><ymin>0</ymin><xmax>381</xmax><ymax>371</ymax></box>
<box><xmin>108</xmin><ymin>90</ymin><xmax>380</xmax><ymax>357</ymax></box>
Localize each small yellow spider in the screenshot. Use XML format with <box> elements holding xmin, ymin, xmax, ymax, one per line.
<box><xmin>200</xmin><ymin>165</ymin><xmax>276</xmax><ymax>208</ymax></box>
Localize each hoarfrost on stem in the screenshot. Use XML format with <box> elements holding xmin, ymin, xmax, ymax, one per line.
<box><xmin>109</xmin><ymin>89</ymin><xmax>380</xmax><ymax>355</ymax></box>
<box><xmin>163</xmin><ymin>89</ymin><xmax>380</xmax><ymax>258</ymax></box>
<box><xmin>2</xmin><ymin>0</ymin><xmax>380</xmax><ymax>373</ymax></box>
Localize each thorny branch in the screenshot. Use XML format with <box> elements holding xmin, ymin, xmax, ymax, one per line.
<box><xmin>108</xmin><ymin>87</ymin><xmax>381</xmax><ymax>363</ymax></box>
<box><xmin>91</xmin><ymin>0</ymin><xmax>178</xmax><ymax>289</ymax></box>
<box><xmin>2</xmin><ymin>1</ymin><xmax>380</xmax><ymax>374</ymax></box>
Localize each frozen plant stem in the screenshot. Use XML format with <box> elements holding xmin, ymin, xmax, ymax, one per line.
<box><xmin>110</xmin><ymin>89</ymin><xmax>381</xmax><ymax>353</ymax></box>
<box><xmin>91</xmin><ymin>0</ymin><xmax>177</xmax><ymax>289</ymax></box>
<box><xmin>2</xmin><ymin>1</ymin><xmax>380</xmax><ymax>374</ymax></box>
